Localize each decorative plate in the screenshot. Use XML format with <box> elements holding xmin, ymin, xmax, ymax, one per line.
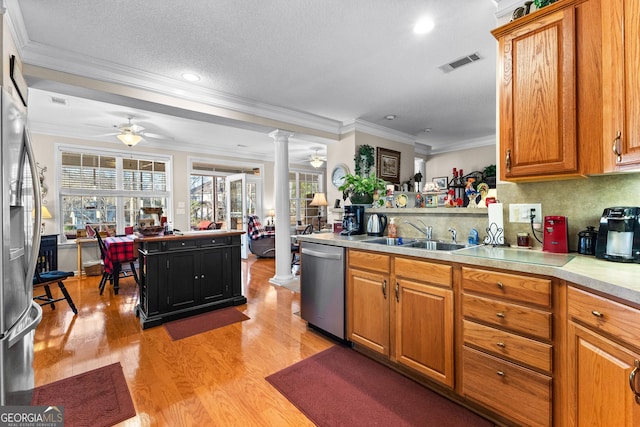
<box><xmin>395</xmin><ymin>193</ymin><xmax>408</xmax><ymax>208</ymax></box>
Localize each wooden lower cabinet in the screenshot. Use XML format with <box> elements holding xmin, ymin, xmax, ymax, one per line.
<box><xmin>347</xmin><ymin>250</ymin><xmax>454</xmax><ymax>388</ymax></box>
<box><xmin>567</xmin><ymin>286</ymin><xmax>640</xmax><ymax>426</ymax></box>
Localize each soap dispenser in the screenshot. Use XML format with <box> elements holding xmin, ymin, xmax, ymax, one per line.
<box><xmin>388</xmin><ymin>217</ymin><xmax>397</xmax><ymax>238</ymax></box>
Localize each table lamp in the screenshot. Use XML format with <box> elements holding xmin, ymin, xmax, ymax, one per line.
<box><xmin>40</xmin><ymin>206</ymin><xmax>53</xmax><ymax>234</ymax></box>
<box><xmin>267</xmin><ymin>209</ymin><xmax>275</xmax><ymax>226</ymax></box>
<box><xmin>309</xmin><ymin>193</ymin><xmax>328</xmax><ymax>231</ymax></box>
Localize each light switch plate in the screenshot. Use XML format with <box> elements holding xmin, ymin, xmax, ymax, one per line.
<box><xmin>509</xmin><ymin>203</ymin><xmax>542</xmax><ymax>223</ymax></box>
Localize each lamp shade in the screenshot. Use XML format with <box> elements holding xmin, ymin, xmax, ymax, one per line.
<box><xmin>268</xmin><ymin>209</ymin><xmax>276</xmax><ymax>217</ymax></box>
<box><xmin>41</xmin><ymin>206</ymin><xmax>53</xmax><ymax>219</ymax></box>
<box><xmin>117</xmin><ymin>132</ymin><xmax>143</xmax><ymax>147</ymax></box>
<box><xmin>309</xmin><ymin>193</ymin><xmax>328</xmax><ymax>207</ymax></box>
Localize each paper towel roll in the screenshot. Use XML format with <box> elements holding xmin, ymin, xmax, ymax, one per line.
<box><xmin>487</xmin><ymin>202</ymin><xmax>504</xmax><ymax>245</ymax></box>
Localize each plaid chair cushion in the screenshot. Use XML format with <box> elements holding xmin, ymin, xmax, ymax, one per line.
<box><xmin>247</xmin><ymin>215</ymin><xmax>275</xmax><ymax>239</ymax></box>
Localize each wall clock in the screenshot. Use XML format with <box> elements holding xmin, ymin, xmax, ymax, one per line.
<box><xmin>331</xmin><ymin>164</ymin><xmax>349</xmax><ymax>188</ymax></box>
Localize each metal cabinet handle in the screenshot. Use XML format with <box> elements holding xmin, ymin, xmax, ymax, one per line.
<box><xmin>395</xmin><ymin>282</ymin><xmax>399</xmax><ymax>302</ymax></box>
<box><xmin>496</xmin><ymin>312</ymin><xmax>506</xmax><ymax>318</ymax></box>
<box><xmin>194</xmin><ymin>275</ymin><xmax>198</xmax><ymax>280</ymax></box>
<box><xmin>630</xmin><ymin>359</ymin><xmax>640</xmax><ymax>404</ymax></box>
<box><xmin>613</xmin><ymin>131</ymin><xmax>622</xmax><ymax>163</ymax></box>
<box><xmin>505</xmin><ymin>149</ymin><xmax>512</xmax><ymax>173</ymax></box>
<box><xmin>497</xmin><ymin>282</ymin><xmax>504</xmax><ymax>289</ymax></box>
<box><xmin>591</xmin><ymin>310</ymin><xmax>603</xmax><ymax>318</ymax></box>
<box><xmin>497</xmin><ymin>371</ymin><xmax>505</xmax><ymax>377</ymax></box>
<box><xmin>382</xmin><ymin>280</ymin><xmax>387</xmax><ymax>299</ymax></box>
<box><xmin>496</xmin><ymin>342</ymin><xmax>506</xmax><ymax>348</ymax></box>
<box><xmin>201</xmin><ymin>274</ymin><xmax>205</xmax><ymax>279</ymax></box>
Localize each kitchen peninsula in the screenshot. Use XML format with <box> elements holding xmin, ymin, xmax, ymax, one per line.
<box><xmin>136</xmin><ymin>230</ymin><xmax>246</xmax><ymax>329</ymax></box>
<box><xmin>297</xmin><ymin>232</ymin><xmax>640</xmax><ymax>427</ymax></box>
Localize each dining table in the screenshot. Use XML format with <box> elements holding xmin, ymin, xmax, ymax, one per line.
<box><xmin>104</xmin><ymin>235</ymin><xmax>139</xmax><ymax>294</ymax></box>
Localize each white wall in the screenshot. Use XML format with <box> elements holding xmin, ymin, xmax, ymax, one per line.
<box><xmin>425</xmin><ymin>145</ymin><xmax>496</xmax><ymax>183</ymax></box>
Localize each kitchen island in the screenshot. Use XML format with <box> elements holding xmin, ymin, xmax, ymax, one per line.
<box><xmin>136</xmin><ymin>230</ymin><xmax>246</xmax><ymax>329</ymax></box>
<box><xmin>296</xmin><ymin>232</ymin><xmax>640</xmax><ymax>427</ymax></box>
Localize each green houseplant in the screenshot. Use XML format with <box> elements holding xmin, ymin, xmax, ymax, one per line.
<box><xmin>338</xmin><ymin>173</ymin><xmax>387</xmax><ymax>204</ymax></box>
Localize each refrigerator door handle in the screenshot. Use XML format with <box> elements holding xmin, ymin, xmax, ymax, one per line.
<box><xmin>8</xmin><ymin>302</ymin><xmax>42</xmax><ymax>348</ymax></box>
<box><xmin>24</xmin><ymin>130</ymin><xmax>42</xmax><ymax>288</ymax></box>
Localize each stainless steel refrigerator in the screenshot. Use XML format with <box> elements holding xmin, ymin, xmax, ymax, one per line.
<box><xmin>0</xmin><ymin>87</ymin><xmax>43</xmax><ymax>405</ymax></box>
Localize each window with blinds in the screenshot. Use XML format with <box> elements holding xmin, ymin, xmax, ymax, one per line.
<box><xmin>59</xmin><ymin>148</ymin><xmax>170</xmax><ymax>239</ymax></box>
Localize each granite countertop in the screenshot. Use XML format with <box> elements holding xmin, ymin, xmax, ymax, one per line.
<box><xmin>296</xmin><ymin>233</ymin><xmax>640</xmax><ymax>306</ymax></box>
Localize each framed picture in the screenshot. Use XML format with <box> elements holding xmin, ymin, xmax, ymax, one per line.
<box><xmin>433</xmin><ymin>176</ymin><xmax>448</xmax><ymax>191</ymax></box>
<box><xmin>376</xmin><ymin>147</ymin><xmax>401</xmax><ymax>184</ymax></box>
<box><xmin>437</xmin><ymin>193</ymin><xmax>447</xmax><ymax>206</ymax></box>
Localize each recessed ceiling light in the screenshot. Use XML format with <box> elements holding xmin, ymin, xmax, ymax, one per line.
<box><xmin>413</xmin><ymin>16</ymin><xmax>435</xmax><ymax>35</ymax></box>
<box><xmin>181</xmin><ymin>73</ymin><xmax>201</xmax><ymax>82</ymax></box>
<box><xmin>385</xmin><ymin>115</ymin><xmax>397</xmax><ymax>120</ymax></box>
<box><xmin>424</xmin><ymin>128</ymin><xmax>432</xmax><ymax>133</ymax></box>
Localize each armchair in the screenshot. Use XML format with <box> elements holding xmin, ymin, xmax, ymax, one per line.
<box><xmin>247</xmin><ymin>215</ymin><xmax>276</xmax><ymax>258</ymax></box>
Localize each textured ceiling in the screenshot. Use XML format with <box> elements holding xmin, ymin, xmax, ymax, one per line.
<box><xmin>9</xmin><ymin>0</ymin><xmax>501</xmax><ymax>163</ymax></box>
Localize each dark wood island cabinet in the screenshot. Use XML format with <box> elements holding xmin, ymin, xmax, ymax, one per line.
<box><xmin>136</xmin><ymin>231</ymin><xmax>246</xmax><ymax>329</ymax></box>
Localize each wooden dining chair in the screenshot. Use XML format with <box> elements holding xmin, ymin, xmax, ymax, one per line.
<box><xmin>95</xmin><ymin>229</ymin><xmax>138</xmax><ymax>295</ymax></box>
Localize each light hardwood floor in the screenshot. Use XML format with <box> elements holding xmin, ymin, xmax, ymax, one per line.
<box><xmin>33</xmin><ymin>256</ymin><xmax>335</xmax><ymax>426</ymax></box>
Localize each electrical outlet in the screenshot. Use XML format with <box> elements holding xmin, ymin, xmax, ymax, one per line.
<box><xmin>508</xmin><ymin>203</ymin><xmax>542</xmax><ymax>223</ymax></box>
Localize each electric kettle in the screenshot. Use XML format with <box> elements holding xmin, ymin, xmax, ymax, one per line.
<box><xmin>367</xmin><ymin>213</ymin><xmax>388</xmax><ymax>237</ymax></box>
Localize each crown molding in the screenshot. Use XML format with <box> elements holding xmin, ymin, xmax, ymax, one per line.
<box><xmin>340</xmin><ymin>119</ymin><xmax>416</xmax><ymax>145</ymax></box>
<box><xmin>428</xmin><ymin>135</ymin><xmax>496</xmax><ymax>155</ymax></box>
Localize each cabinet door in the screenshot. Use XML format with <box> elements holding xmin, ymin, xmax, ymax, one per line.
<box><xmin>496</xmin><ymin>8</ymin><xmax>577</xmax><ymax>179</ymax></box>
<box><xmin>198</xmin><ymin>247</ymin><xmax>227</xmax><ymax>303</ymax></box>
<box><xmin>602</xmin><ymin>0</ymin><xmax>640</xmax><ymax>171</ymax></box>
<box><xmin>394</xmin><ymin>279</ymin><xmax>454</xmax><ymax>387</ymax></box>
<box><xmin>166</xmin><ymin>251</ymin><xmax>198</xmax><ymax>310</ymax></box>
<box><xmin>568</xmin><ymin>322</ymin><xmax>640</xmax><ymax>427</ymax></box>
<box><xmin>347</xmin><ymin>268</ymin><xmax>389</xmax><ymax>356</ymax></box>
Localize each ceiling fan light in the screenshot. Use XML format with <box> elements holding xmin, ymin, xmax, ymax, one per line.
<box><xmin>310</xmin><ymin>157</ymin><xmax>324</xmax><ymax>168</ymax></box>
<box><xmin>117</xmin><ymin>133</ymin><xmax>143</xmax><ymax>147</ymax></box>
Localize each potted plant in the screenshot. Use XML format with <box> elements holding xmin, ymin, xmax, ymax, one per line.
<box><xmin>338</xmin><ymin>174</ymin><xmax>387</xmax><ymax>204</ymax></box>
<box><xmin>482</xmin><ymin>164</ymin><xmax>496</xmax><ymax>188</ymax></box>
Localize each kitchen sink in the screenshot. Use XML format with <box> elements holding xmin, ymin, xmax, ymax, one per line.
<box><xmin>364</xmin><ymin>238</ymin><xmax>475</xmax><ymax>251</ymax></box>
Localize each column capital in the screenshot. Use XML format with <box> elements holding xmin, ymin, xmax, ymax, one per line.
<box><xmin>268</xmin><ymin>129</ymin><xmax>294</xmax><ymax>141</ymax></box>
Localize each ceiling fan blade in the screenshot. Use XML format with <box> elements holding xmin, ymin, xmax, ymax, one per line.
<box><xmin>95</xmin><ymin>132</ymin><xmax>120</xmax><ymax>137</ymax></box>
<box><xmin>140</xmin><ymin>132</ymin><xmax>166</xmax><ymax>139</ymax></box>
<box><xmin>129</xmin><ymin>124</ymin><xmax>145</xmax><ymax>133</ymax></box>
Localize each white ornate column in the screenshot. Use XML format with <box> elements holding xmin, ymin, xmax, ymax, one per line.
<box><xmin>268</xmin><ymin>129</ymin><xmax>296</xmax><ymax>286</ymax></box>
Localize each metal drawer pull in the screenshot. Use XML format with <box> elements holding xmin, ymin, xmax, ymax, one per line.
<box><xmin>382</xmin><ymin>280</ymin><xmax>387</xmax><ymax>299</ymax></box>
<box><xmin>496</xmin><ymin>342</ymin><xmax>506</xmax><ymax>348</ymax></box>
<box><xmin>497</xmin><ymin>371</ymin><xmax>505</xmax><ymax>377</ymax></box>
<box><xmin>505</xmin><ymin>149</ymin><xmax>511</xmax><ymax>173</ymax></box>
<box><xmin>630</xmin><ymin>359</ymin><xmax>640</xmax><ymax>404</ymax></box>
<box><xmin>497</xmin><ymin>282</ymin><xmax>504</xmax><ymax>289</ymax></box>
<box><xmin>496</xmin><ymin>312</ymin><xmax>505</xmax><ymax>318</ymax></box>
<box><xmin>395</xmin><ymin>282</ymin><xmax>400</xmax><ymax>302</ymax></box>
<box><xmin>591</xmin><ymin>310</ymin><xmax>603</xmax><ymax>318</ymax></box>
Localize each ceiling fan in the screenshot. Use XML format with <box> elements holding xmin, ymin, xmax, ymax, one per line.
<box><xmin>309</xmin><ymin>148</ymin><xmax>327</xmax><ymax>168</ymax></box>
<box><xmin>104</xmin><ymin>117</ymin><xmax>166</xmax><ymax>147</ymax></box>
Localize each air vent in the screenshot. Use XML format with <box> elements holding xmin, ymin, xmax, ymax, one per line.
<box><xmin>50</xmin><ymin>96</ymin><xmax>68</xmax><ymax>106</ymax></box>
<box><xmin>439</xmin><ymin>52</ymin><xmax>481</xmax><ymax>73</ymax></box>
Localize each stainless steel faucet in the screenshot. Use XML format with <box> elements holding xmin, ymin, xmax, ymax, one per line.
<box><xmin>403</xmin><ymin>220</ymin><xmax>432</xmax><ymax>240</ymax></box>
<box><xmin>448</xmin><ymin>227</ymin><xmax>457</xmax><ymax>244</ymax></box>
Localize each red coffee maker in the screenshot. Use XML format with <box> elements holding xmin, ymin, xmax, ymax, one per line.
<box><xmin>543</xmin><ymin>215</ymin><xmax>569</xmax><ymax>253</ymax></box>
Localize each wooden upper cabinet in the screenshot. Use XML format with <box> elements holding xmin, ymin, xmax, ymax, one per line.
<box><xmin>492</xmin><ymin>0</ymin><xmax>603</xmax><ymax>181</ymax></box>
<box><xmin>493</xmin><ymin>8</ymin><xmax>576</xmax><ymax>180</ymax></box>
<box><xmin>602</xmin><ymin>0</ymin><xmax>640</xmax><ymax>171</ymax></box>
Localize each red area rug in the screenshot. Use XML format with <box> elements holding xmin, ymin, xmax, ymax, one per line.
<box><xmin>266</xmin><ymin>345</ymin><xmax>494</xmax><ymax>427</ymax></box>
<box><xmin>164</xmin><ymin>307</ymin><xmax>250</xmax><ymax>340</ymax></box>
<box><xmin>31</xmin><ymin>362</ymin><xmax>135</xmax><ymax>427</ymax></box>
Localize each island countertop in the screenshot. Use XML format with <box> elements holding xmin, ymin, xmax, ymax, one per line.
<box><xmin>296</xmin><ymin>232</ymin><xmax>640</xmax><ymax>307</ymax></box>
<box><xmin>134</xmin><ymin>229</ymin><xmax>244</xmax><ymax>242</ymax></box>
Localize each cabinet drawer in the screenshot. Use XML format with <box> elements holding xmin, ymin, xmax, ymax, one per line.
<box><xmin>463</xmin><ymin>320</ymin><xmax>552</xmax><ymax>373</ymax></box>
<box><xmin>348</xmin><ymin>249</ymin><xmax>390</xmax><ymax>273</ymax></box>
<box><xmin>197</xmin><ymin>236</ymin><xmax>232</xmax><ymax>247</ymax></box>
<box><xmin>568</xmin><ymin>286</ymin><xmax>640</xmax><ymax>349</ymax></box>
<box><xmin>462</xmin><ymin>267</ymin><xmax>551</xmax><ymax>308</ymax></box>
<box><xmin>463</xmin><ymin>347</ymin><xmax>552</xmax><ymax>427</ymax></box>
<box><xmin>463</xmin><ymin>294</ymin><xmax>552</xmax><ymax>341</ymax></box>
<box><xmin>394</xmin><ymin>256</ymin><xmax>452</xmax><ymax>288</ymax></box>
<box><xmin>163</xmin><ymin>239</ymin><xmax>198</xmax><ymax>251</ymax></box>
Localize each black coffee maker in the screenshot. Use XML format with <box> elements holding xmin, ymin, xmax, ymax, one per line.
<box><xmin>595</xmin><ymin>207</ymin><xmax>640</xmax><ymax>263</ymax></box>
<box><xmin>341</xmin><ymin>205</ymin><xmax>366</xmax><ymax>235</ymax></box>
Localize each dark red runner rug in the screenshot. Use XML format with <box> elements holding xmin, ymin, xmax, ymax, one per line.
<box><xmin>31</xmin><ymin>362</ymin><xmax>135</xmax><ymax>427</ymax></box>
<box><xmin>266</xmin><ymin>345</ymin><xmax>494</xmax><ymax>427</ymax></box>
<box><xmin>164</xmin><ymin>307</ymin><xmax>250</xmax><ymax>340</ymax></box>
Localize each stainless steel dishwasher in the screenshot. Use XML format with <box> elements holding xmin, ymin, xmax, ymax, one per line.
<box><xmin>300</xmin><ymin>242</ymin><xmax>346</xmax><ymax>340</ymax></box>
